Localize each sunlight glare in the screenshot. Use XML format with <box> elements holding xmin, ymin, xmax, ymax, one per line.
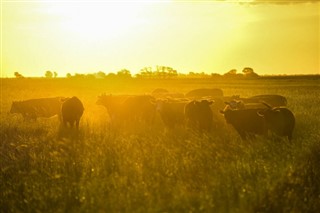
<box><xmin>48</xmin><ymin>2</ymin><xmax>149</xmax><ymax>41</ymax></box>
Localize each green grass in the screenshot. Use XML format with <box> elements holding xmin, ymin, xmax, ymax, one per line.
<box><xmin>1</xmin><ymin>77</ymin><xmax>320</xmax><ymax>212</ymax></box>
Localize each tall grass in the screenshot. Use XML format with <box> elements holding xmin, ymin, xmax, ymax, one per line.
<box><xmin>1</xmin><ymin>77</ymin><xmax>320</xmax><ymax>212</ymax></box>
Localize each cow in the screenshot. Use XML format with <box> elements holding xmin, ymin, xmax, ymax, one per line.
<box><xmin>220</xmin><ymin>107</ymin><xmax>267</xmax><ymax>140</ymax></box>
<box><xmin>151</xmin><ymin>88</ymin><xmax>169</xmax><ymax>97</ymax></box>
<box><xmin>185</xmin><ymin>99</ymin><xmax>214</xmax><ymax>132</ymax></box>
<box><xmin>152</xmin><ymin>98</ymin><xmax>188</xmax><ymax>129</ymax></box>
<box><xmin>96</xmin><ymin>94</ymin><xmax>156</xmax><ymax>126</ymax></box>
<box><xmin>151</xmin><ymin>88</ymin><xmax>185</xmax><ymax>99</ymax></box>
<box><xmin>257</xmin><ymin>104</ymin><xmax>295</xmax><ymax>141</ymax></box>
<box><xmin>96</xmin><ymin>94</ymin><xmax>131</xmax><ymax>122</ymax></box>
<box><xmin>61</xmin><ymin>97</ymin><xmax>84</xmax><ymax>129</ymax></box>
<box><xmin>185</xmin><ymin>88</ymin><xmax>223</xmax><ymax>99</ymax></box>
<box><xmin>190</xmin><ymin>96</ymin><xmax>239</xmax><ymax>129</ymax></box>
<box><xmin>207</xmin><ymin>97</ymin><xmax>231</xmax><ymax>129</ymax></box>
<box><xmin>224</xmin><ymin>100</ymin><xmax>269</xmax><ymax>110</ymax></box>
<box><xmin>10</xmin><ymin>97</ymin><xmax>63</xmax><ymax>120</ymax></box>
<box><xmin>122</xmin><ymin>95</ymin><xmax>156</xmax><ymax>124</ymax></box>
<box><xmin>58</xmin><ymin>96</ymin><xmax>84</xmax><ymax>140</ymax></box>
<box><xmin>240</xmin><ymin>94</ymin><xmax>287</xmax><ymax>107</ymax></box>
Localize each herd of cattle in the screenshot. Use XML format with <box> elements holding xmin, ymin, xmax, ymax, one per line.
<box><xmin>9</xmin><ymin>88</ymin><xmax>295</xmax><ymax>141</ymax></box>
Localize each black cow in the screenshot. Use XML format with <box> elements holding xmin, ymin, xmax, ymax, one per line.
<box><xmin>220</xmin><ymin>108</ymin><xmax>267</xmax><ymax>140</ymax></box>
<box><xmin>185</xmin><ymin>100</ymin><xmax>214</xmax><ymax>132</ymax></box>
<box><xmin>10</xmin><ymin>97</ymin><xmax>63</xmax><ymax>120</ymax></box>
<box><xmin>96</xmin><ymin>94</ymin><xmax>155</xmax><ymax>126</ymax></box>
<box><xmin>185</xmin><ymin>88</ymin><xmax>223</xmax><ymax>98</ymax></box>
<box><xmin>153</xmin><ymin>98</ymin><xmax>188</xmax><ymax>129</ymax></box>
<box><xmin>241</xmin><ymin>94</ymin><xmax>287</xmax><ymax>107</ymax></box>
<box><xmin>258</xmin><ymin>104</ymin><xmax>295</xmax><ymax>141</ymax></box>
<box><xmin>61</xmin><ymin>97</ymin><xmax>84</xmax><ymax>129</ymax></box>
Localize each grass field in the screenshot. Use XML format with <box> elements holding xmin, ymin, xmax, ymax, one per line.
<box><xmin>1</xmin><ymin>77</ymin><xmax>320</xmax><ymax>212</ymax></box>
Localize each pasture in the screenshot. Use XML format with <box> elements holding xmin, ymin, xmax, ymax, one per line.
<box><xmin>1</xmin><ymin>77</ymin><xmax>320</xmax><ymax>212</ymax></box>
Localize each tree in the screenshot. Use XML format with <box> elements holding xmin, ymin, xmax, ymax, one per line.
<box><xmin>139</xmin><ymin>67</ymin><xmax>153</xmax><ymax>78</ymax></box>
<box><xmin>53</xmin><ymin>72</ymin><xmax>58</xmax><ymax>78</ymax></box>
<box><xmin>107</xmin><ymin>72</ymin><xmax>116</xmax><ymax>78</ymax></box>
<box><xmin>45</xmin><ymin>70</ymin><xmax>53</xmax><ymax>78</ymax></box>
<box><xmin>211</xmin><ymin>73</ymin><xmax>221</xmax><ymax>78</ymax></box>
<box><xmin>242</xmin><ymin>67</ymin><xmax>259</xmax><ymax>77</ymax></box>
<box><xmin>117</xmin><ymin>69</ymin><xmax>132</xmax><ymax>78</ymax></box>
<box><xmin>14</xmin><ymin>72</ymin><xmax>24</xmax><ymax>78</ymax></box>
<box><xmin>66</xmin><ymin>73</ymin><xmax>72</xmax><ymax>78</ymax></box>
<box><xmin>95</xmin><ymin>71</ymin><xmax>106</xmax><ymax>79</ymax></box>
<box><xmin>224</xmin><ymin>69</ymin><xmax>237</xmax><ymax>76</ymax></box>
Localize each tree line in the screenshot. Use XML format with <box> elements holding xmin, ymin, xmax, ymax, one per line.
<box><xmin>13</xmin><ymin>66</ymin><xmax>259</xmax><ymax>79</ymax></box>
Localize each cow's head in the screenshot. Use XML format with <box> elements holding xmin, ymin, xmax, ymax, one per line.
<box><xmin>224</xmin><ymin>100</ymin><xmax>244</xmax><ymax>110</ymax></box>
<box><xmin>150</xmin><ymin>98</ymin><xmax>168</xmax><ymax>112</ymax></box>
<box><xmin>10</xmin><ymin>101</ymin><xmax>19</xmax><ymax>113</ymax></box>
<box><xmin>199</xmin><ymin>99</ymin><xmax>214</xmax><ymax>106</ymax></box>
<box><xmin>96</xmin><ymin>93</ymin><xmax>112</xmax><ymax>105</ymax></box>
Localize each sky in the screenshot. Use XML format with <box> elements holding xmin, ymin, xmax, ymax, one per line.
<box><xmin>1</xmin><ymin>0</ymin><xmax>319</xmax><ymax>77</ymax></box>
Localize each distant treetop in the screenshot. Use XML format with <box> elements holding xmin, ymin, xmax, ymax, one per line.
<box><xmin>14</xmin><ymin>72</ymin><xmax>24</xmax><ymax>78</ymax></box>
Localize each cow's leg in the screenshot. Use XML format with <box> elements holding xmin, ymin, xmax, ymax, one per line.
<box><xmin>70</xmin><ymin>121</ymin><xmax>74</xmax><ymax>128</ymax></box>
<box><xmin>239</xmin><ymin>131</ymin><xmax>247</xmax><ymax>140</ymax></box>
<box><xmin>76</xmin><ymin>119</ymin><xmax>80</xmax><ymax>130</ymax></box>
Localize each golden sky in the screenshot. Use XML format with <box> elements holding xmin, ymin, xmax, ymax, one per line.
<box><xmin>1</xmin><ymin>0</ymin><xmax>319</xmax><ymax>77</ymax></box>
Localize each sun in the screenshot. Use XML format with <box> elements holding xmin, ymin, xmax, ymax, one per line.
<box><xmin>48</xmin><ymin>2</ymin><xmax>150</xmax><ymax>41</ymax></box>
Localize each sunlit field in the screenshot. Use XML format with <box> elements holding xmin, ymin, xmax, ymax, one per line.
<box><xmin>1</xmin><ymin>76</ymin><xmax>320</xmax><ymax>212</ymax></box>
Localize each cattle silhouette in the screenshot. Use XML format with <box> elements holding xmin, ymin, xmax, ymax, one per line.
<box><xmin>61</xmin><ymin>97</ymin><xmax>84</xmax><ymax>129</ymax></box>
<box><xmin>258</xmin><ymin>103</ymin><xmax>295</xmax><ymax>141</ymax></box>
<box><xmin>185</xmin><ymin>100</ymin><xmax>214</xmax><ymax>132</ymax></box>
<box><xmin>10</xmin><ymin>97</ymin><xmax>62</xmax><ymax>120</ymax></box>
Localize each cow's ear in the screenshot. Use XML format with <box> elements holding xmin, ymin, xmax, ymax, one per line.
<box><xmin>219</xmin><ymin>110</ymin><xmax>225</xmax><ymax>114</ymax></box>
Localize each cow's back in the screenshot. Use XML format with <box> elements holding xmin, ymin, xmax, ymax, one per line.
<box><xmin>246</xmin><ymin>95</ymin><xmax>287</xmax><ymax>107</ymax></box>
<box><xmin>61</xmin><ymin>97</ymin><xmax>84</xmax><ymax>124</ymax></box>
<box><xmin>264</xmin><ymin>107</ymin><xmax>295</xmax><ymax>140</ymax></box>
<box><xmin>10</xmin><ymin>97</ymin><xmax>62</xmax><ymax>119</ymax></box>
<box><xmin>185</xmin><ymin>88</ymin><xmax>223</xmax><ymax>98</ymax></box>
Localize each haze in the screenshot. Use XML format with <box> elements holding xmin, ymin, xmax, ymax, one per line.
<box><xmin>1</xmin><ymin>0</ymin><xmax>319</xmax><ymax>77</ymax></box>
